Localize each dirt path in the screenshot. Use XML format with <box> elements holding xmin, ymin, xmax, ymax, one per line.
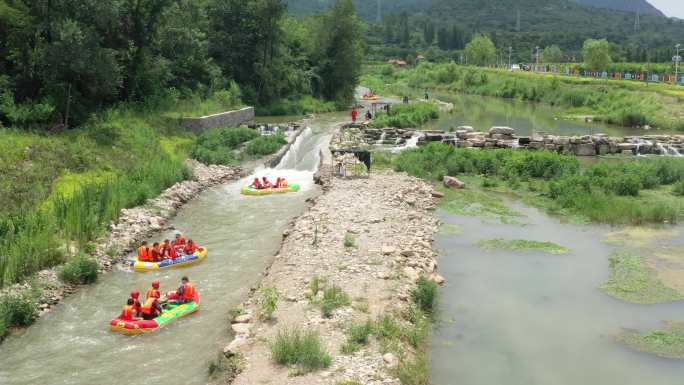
<box><xmin>222</xmin><ymin>170</ymin><xmax>442</xmax><ymax>385</ymax></box>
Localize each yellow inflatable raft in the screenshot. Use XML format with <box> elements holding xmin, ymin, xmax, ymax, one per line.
<box><xmin>130</xmin><ymin>247</ymin><xmax>208</xmax><ymax>273</ymax></box>
<box><xmin>240</xmin><ymin>183</ymin><xmax>301</xmax><ymax>196</ymax></box>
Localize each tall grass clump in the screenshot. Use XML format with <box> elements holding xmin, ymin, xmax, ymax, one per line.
<box><xmin>319</xmin><ymin>286</ymin><xmax>351</xmax><ymax>318</ymax></box>
<box><xmin>244</xmin><ymin>133</ymin><xmax>287</xmax><ymax>156</ymax></box>
<box><xmin>0</xmin><ymin>291</ymin><xmax>37</xmax><ymax>339</ymax></box>
<box><xmin>371</xmin><ymin>103</ymin><xmax>439</xmax><ymax>129</ymax></box>
<box><xmin>259</xmin><ymin>287</ymin><xmax>279</xmax><ymax>321</ymax></box>
<box><xmin>191</xmin><ymin>127</ymin><xmax>258</xmax><ymax>165</ymax></box>
<box><xmin>410</xmin><ymin>277</ymin><xmax>438</xmax><ymax>314</ymax></box>
<box><xmin>271</xmin><ymin>328</ymin><xmax>332</xmax><ymax>372</ymax></box>
<box><xmin>58</xmin><ymin>254</ymin><xmax>98</xmax><ymax>285</ymax></box>
<box><xmin>341</xmin><ymin>320</ymin><xmax>374</xmax><ymax>354</ymax></box>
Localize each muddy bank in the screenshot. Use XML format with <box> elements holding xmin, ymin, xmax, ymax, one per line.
<box><xmin>0</xmin><ymin>160</ymin><xmax>242</xmax><ymax>320</ymax></box>
<box><xmin>219</xmin><ymin>170</ymin><xmax>442</xmax><ymax>385</ymax></box>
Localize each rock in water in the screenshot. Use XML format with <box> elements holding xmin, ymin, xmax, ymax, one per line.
<box><xmin>443</xmin><ymin>176</ymin><xmax>465</xmax><ymax>189</ymax></box>
<box><xmin>489</xmin><ymin>126</ymin><xmax>515</xmax><ymax>136</ymax></box>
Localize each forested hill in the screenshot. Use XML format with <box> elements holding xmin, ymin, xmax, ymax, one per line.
<box><xmin>570</xmin><ymin>0</ymin><xmax>664</xmax><ymax>16</ymax></box>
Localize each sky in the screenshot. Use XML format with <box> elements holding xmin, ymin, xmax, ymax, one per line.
<box><xmin>648</xmin><ymin>0</ymin><xmax>684</xmax><ymax>19</ymax></box>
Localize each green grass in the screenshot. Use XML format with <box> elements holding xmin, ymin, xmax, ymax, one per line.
<box><xmin>58</xmin><ymin>254</ymin><xmax>98</xmax><ymax>285</ymax></box>
<box><xmin>478</xmin><ymin>239</ymin><xmax>569</xmax><ymax>254</ymax></box>
<box><xmin>340</xmin><ymin>320</ymin><xmax>374</xmax><ymax>355</ymax></box>
<box><xmin>370</xmin><ymin>103</ymin><xmax>439</xmax><ymax>129</ymax></box>
<box><xmin>191</xmin><ymin>126</ymin><xmax>257</xmax><ymax>165</ymax></box>
<box><xmin>243</xmin><ymin>133</ymin><xmax>287</xmax><ymax>157</ymax></box>
<box><xmin>259</xmin><ymin>287</ymin><xmax>279</xmax><ymax>321</ymax></box>
<box><xmin>270</xmin><ymin>328</ymin><xmax>332</xmax><ymax>372</ymax></box>
<box><xmin>0</xmin><ymin>291</ymin><xmax>37</xmax><ymax>339</ymax></box>
<box><xmin>256</xmin><ymin>96</ymin><xmax>344</xmax><ymax>116</ymax></box>
<box><xmin>600</xmin><ymin>252</ymin><xmax>682</xmax><ymax>304</ymax></box>
<box><xmin>318</xmin><ymin>286</ymin><xmax>351</xmax><ymax>318</ymax></box>
<box><xmin>410</xmin><ymin>277</ymin><xmax>438</xmax><ymax>314</ymax></box>
<box><xmin>343</xmin><ymin>232</ymin><xmax>356</xmax><ymax>248</ymax></box>
<box><xmin>392</xmin><ymin>143</ymin><xmax>684</xmax><ymax>225</ymax></box>
<box><xmin>619</xmin><ymin>322</ymin><xmax>684</xmax><ymax>360</ymax></box>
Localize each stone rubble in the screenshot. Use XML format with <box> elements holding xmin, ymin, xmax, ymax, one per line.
<box><xmin>223</xmin><ymin>170</ymin><xmax>441</xmax><ymax>385</ymax></box>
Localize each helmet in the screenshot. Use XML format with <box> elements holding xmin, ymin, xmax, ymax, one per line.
<box><xmin>130</xmin><ymin>290</ymin><xmax>140</xmax><ymax>299</ymax></box>
<box><xmin>152</xmin><ymin>280</ymin><xmax>160</xmax><ymax>289</ymax></box>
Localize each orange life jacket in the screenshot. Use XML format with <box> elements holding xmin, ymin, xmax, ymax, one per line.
<box><xmin>146</xmin><ymin>288</ymin><xmax>160</xmax><ymax>300</ymax></box>
<box><xmin>182</xmin><ymin>283</ymin><xmax>196</xmax><ymax>301</ymax></box>
<box><xmin>121</xmin><ymin>305</ymin><xmax>134</xmax><ymax>321</ymax></box>
<box><xmin>138</xmin><ymin>246</ymin><xmax>150</xmax><ymax>261</ymax></box>
<box><xmin>184</xmin><ymin>243</ymin><xmax>197</xmax><ymax>254</ymax></box>
<box><xmin>140</xmin><ymin>298</ymin><xmax>158</xmax><ymax>315</ymax></box>
<box><xmin>173</xmin><ymin>237</ymin><xmax>187</xmax><ymax>246</ymax></box>
<box><xmin>166</xmin><ymin>244</ymin><xmax>177</xmax><ymax>259</ymax></box>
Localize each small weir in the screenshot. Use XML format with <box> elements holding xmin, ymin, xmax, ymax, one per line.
<box><xmin>0</xmin><ymin>113</ymin><xmax>343</xmax><ymax>385</ymax></box>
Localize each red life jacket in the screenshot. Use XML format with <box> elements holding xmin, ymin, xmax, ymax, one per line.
<box><xmin>173</xmin><ymin>237</ymin><xmax>187</xmax><ymax>246</ymax></box>
<box><xmin>182</xmin><ymin>283</ymin><xmax>196</xmax><ymax>302</ymax></box>
<box><xmin>184</xmin><ymin>243</ymin><xmax>197</xmax><ymax>254</ymax></box>
<box><xmin>150</xmin><ymin>247</ymin><xmax>162</xmax><ymax>262</ymax></box>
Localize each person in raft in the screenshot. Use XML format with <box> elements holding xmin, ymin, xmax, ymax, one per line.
<box><xmin>120</xmin><ymin>298</ymin><xmax>142</xmax><ymax>321</ymax></box>
<box><xmin>161</xmin><ymin>239</ymin><xmax>177</xmax><ymax>260</ymax></box>
<box><xmin>250</xmin><ymin>177</ymin><xmax>263</xmax><ymax>190</ymax></box>
<box><xmin>137</xmin><ymin>241</ymin><xmax>151</xmax><ymax>262</ymax></box>
<box><xmin>261</xmin><ymin>176</ymin><xmax>273</xmax><ymax>189</ymax></box>
<box><xmin>150</xmin><ymin>242</ymin><xmax>163</xmax><ymax>262</ymax></box>
<box><xmin>140</xmin><ymin>292</ymin><xmax>163</xmax><ymax>320</ymax></box>
<box><xmin>183</xmin><ymin>239</ymin><xmax>198</xmax><ymax>255</ymax></box>
<box><xmin>174</xmin><ymin>276</ymin><xmax>196</xmax><ymax>304</ymax></box>
<box><xmin>146</xmin><ymin>280</ymin><xmax>161</xmax><ymax>300</ymax></box>
<box><xmin>129</xmin><ymin>290</ymin><xmax>142</xmax><ymax>316</ymax></box>
<box><xmin>274</xmin><ymin>177</ymin><xmax>288</xmax><ymax>189</ymax></box>
<box><xmin>173</xmin><ymin>233</ymin><xmax>187</xmax><ymax>247</ymax></box>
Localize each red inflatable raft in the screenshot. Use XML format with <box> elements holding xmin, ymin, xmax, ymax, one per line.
<box><xmin>110</xmin><ymin>290</ymin><xmax>200</xmax><ymax>335</ymax></box>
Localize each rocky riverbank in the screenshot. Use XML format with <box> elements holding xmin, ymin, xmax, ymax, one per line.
<box><xmin>0</xmin><ymin>160</ymin><xmax>241</xmax><ymax>320</ymax></box>
<box><xmin>219</xmin><ymin>170</ymin><xmax>442</xmax><ymax>385</ymax></box>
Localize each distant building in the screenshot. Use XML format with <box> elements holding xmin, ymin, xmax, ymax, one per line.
<box><xmin>416</xmin><ymin>55</ymin><xmax>426</xmax><ymax>63</ymax></box>
<box><xmin>388</xmin><ymin>59</ymin><xmax>408</xmax><ymax>67</ymax></box>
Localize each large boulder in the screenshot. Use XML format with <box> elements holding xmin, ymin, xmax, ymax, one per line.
<box><xmin>574</xmin><ymin>143</ymin><xmax>597</xmax><ymax>156</ymax></box>
<box><xmin>489</xmin><ymin>126</ymin><xmax>515</xmax><ymax>136</ymax></box>
<box><xmin>443</xmin><ymin>176</ymin><xmax>465</xmax><ymax>189</ymax></box>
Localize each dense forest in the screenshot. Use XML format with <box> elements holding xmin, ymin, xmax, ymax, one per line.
<box><xmin>0</xmin><ymin>0</ymin><xmax>363</xmax><ymax>129</ymax></box>
<box><xmin>289</xmin><ymin>0</ymin><xmax>684</xmax><ymax>63</ymax></box>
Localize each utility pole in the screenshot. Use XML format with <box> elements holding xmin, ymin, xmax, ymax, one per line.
<box><xmin>508</xmin><ymin>46</ymin><xmax>512</xmax><ymax>69</ymax></box>
<box><xmin>676</xmin><ymin>44</ymin><xmax>681</xmax><ymax>85</ymax></box>
<box><xmin>536</xmin><ymin>46</ymin><xmax>540</xmax><ymax>70</ymax></box>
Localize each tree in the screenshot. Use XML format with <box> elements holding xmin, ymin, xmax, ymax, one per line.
<box><xmin>449</xmin><ymin>25</ymin><xmax>466</xmax><ymax>50</ymax></box>
<box><xmin>313</xmin><ymin>0</ymin><xmax>363</xmax><ymax>101</ymax></box>
<box><xmin>423</xmin><ymin>22</ymin><xmax>435</xmax><ymax>45</ymax></box>
<box><xmin>437</xmin><ymin>26</ymin><xmax>449</xmax><ymax>50</ymax></box>
<box><xmin>464</xmin><ymin>33</ymin><xmax>496</xmax><ymax>66</ymax></box>
<box><xmin>583</xmin><ymin>39</ymin><xmax>612</xmax><ymax>70</ymax></box>
<box><xmin>541</xmin><ymin>45</ymin><xmax>563</xmax><ymax>63</ymax></box>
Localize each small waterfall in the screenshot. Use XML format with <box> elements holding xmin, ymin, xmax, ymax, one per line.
<box><xmin>375</xmin><ymin>131</ymin><xmax>387</xmax><ymax>145</ymax></box>
<box><xmin>391</xmin><ymin>134</ymin><xmax>420</xmax><ymax>153</ymax></box>
<box><xmin>276</xmin><ymin>126</ymin><xmax>312</xmax><ymax>169</ymax></box>
<box><xmin>631</xmin><ymin>138</ymin><xmax>652</xmax><ymax>156</ymax></box>
<box><xmin>510</xmin><ymin>138</ymin><xmax>520</xmax><ymax>149</ymax></box>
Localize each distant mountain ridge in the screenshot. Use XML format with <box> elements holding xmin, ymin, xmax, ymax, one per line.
<box><xmin>570</xmin><ymin>0</ymin><xmax>664</xmax><ymax>16</ymax></box>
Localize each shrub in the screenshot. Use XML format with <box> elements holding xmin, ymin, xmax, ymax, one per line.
<box><xmin>410</xmin><ymin>277</ymin><xmax>438</xmax><ymax>314</ymax></box>
<box><xmin>58</xmin><ymin>254</ymin><xmax>98</xmax><ymax>285</ymax></box>
<box><xmin>395</xmin><ymin>354</ymin><xmax>429</xmax><ymax>385</ymax></box>
<box><xmin>244</xmin><ymin>133</ymin><xmax>287</xmax><ymax>156</ymax></box>
<box><xmin>343</xmin><ymin>232</ymin><xmax>356</xmax><ymax>248</ymax></box>
<box><xmin>341</xmin><ymin>320</ymin><xmax>374</xmax><ymax>354</ymax></box>
<box><xmin>673</xmin><ymin>181</ymin><xmax>684</xmax><ymax>197</ymax></box>
<box><xmin>259</xmin><ymin>287</ymin><xmax>279</xmax><ymax>321</ymax></box>
<box><xmin>191</xmin><ymin>127</ymin><xmax>258</xmax><ymax>165</ymax></box>
<box><xmin>271</xmin><ymin>328</ymin><xmax>332</xmax><ymax>372</ymax></box>
<box><xmin>319</xmin><ymin>286</ymin><xmax>351</xmax><ymax>318</ymax></box>
<box><xmin>371</xmin><ymin>103</ymin><xmax>439</xmax><ymax>129</ymax></box>
<box><xmin>0</xmin><ymin>292</ymin><xmax>37</xmax><ymax>328</ymax></box>
<box><xmin>207</xmin><ymin>352</ymin><xmax>243</xmax><ymax>381</ymax></box>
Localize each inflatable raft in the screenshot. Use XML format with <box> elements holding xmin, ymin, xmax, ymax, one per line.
<box><xmin>240</xmin><ymin>183</ymin><xmax>301</xmax><ymax>196</ymax></box>
<box><xmin>130</xmin><ymin>247</ymin><xmax>207</xmax><ymax>273</ymax></box>
<box><xmin>110</xmin><ymin>291</ymin><xmax>200</xmax><ymax>335</ymax></box>
<box><xmin>362</xmin><ymin>94</ymin><xmax>379</xmax><ymax>101</ymax></box>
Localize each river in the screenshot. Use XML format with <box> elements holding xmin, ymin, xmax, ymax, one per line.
<box><xmin>423</xmin><ymin>93</ymin><xmax>677</xmax><ymax>137</ymax></box>
<box><xmin>0</xmin><ymin>113</ymin><xmax>344</xmax><ymax>385</ymax></box>
<box><xmin>431</xmin><ymin>200</ymin><xmax>684</xmax><ymax>385</ymax></box>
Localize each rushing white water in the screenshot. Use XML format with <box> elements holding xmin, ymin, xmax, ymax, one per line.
<box><xmin>390</xmin><ymin>134</ymin><xmax>420</xmax><ymax>153</ymax></box>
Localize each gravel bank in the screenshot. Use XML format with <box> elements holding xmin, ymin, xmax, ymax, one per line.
<box><xmin>223</xmin><ymin>170</ymin><xmax>443</xmax><ymax>385</ymax></box>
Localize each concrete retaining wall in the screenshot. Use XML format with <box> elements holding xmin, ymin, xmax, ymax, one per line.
<box><xmin>181</xmin><ymin>107</ymin><xmax>255</xmax><ymax>134</ymax></box>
